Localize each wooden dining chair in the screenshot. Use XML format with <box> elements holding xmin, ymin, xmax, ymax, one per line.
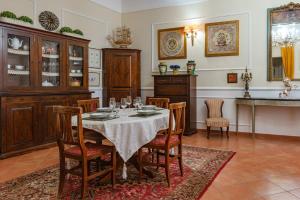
<box><xmin>205</xmin><ymin>99</ymin><xmax>229</xmax><ymax>139</ymax></box>
<box><xmin>77</xmin><ymin>98</ymin><xmax>105</xmax><ymax>144</ymax></box>
<box><xmin>138</xmin><ymin>102</ymin><xmax>186</xmax><ymax>187</ymax></box>
<box><xmin>53</xmin><ymin>106</ymin><xmax>116</xmax><ymax>199</ymax></box>
<box><xmin>146</xmin><ymin>97</ymin><xmax>170</xmax><ymax>109</ymax></box>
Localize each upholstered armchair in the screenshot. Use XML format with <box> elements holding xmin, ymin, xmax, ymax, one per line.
<box><xmin>205</xmin><ymin>99</ymin><xmax>229</xmax><ymax>139</ymax></box>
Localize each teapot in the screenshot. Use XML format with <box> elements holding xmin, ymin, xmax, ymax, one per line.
<box><xmin>8</xmin><ymin>37</ymin><xmax>23</xmax><ymax>50</ymax></box>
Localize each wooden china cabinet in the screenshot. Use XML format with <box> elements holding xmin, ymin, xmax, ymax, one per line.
<box><xmin>0</xmin><ymin>21</ymin><xmax>91</xmax><ymax>158</ymax></box>
<box><xmin>102</xmin><ymin>48</ymin><xmax>141</xmax><ymax>106</ymax></box>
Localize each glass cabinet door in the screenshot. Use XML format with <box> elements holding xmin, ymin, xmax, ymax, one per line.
<box><xmin>41</xmin><ymin>40</ymin><xmax>61</xmax><ymax>87</ymax></box>
<box><xmin>68</xmin><ymin>45</ymin><xmax>84</xmax><ymax>87</ymax></box>
<box><xmin>6</xmin><ymin>32</ymin><xmax>32</xmax><ymax>88</ymax></box>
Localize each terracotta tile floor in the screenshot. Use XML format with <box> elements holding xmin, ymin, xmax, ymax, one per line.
<box><xmin>0</xmin><ymin>131</ymin><xmax>300</xmax><ymax>200</ymax></box>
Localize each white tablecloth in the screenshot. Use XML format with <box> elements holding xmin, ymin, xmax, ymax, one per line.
<box><xmin>72</xmin><ymin>108</ymin><xmax>169</xmax><ymax>163</ymax></box>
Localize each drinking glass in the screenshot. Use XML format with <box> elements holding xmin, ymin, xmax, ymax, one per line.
<box><xmin>121</xmin><ymin>98</ymin><xmax>127</xmax><ymax>109</ymax></box>
<box><xmin>126</xmin><ymin>96</ymin><xmax>132</xmax><ymax>108</ymax></box>
<box><xmin>133</xmin><ymin>98</ymin><xmax>139</xmax><ymax>109</ymax></box>
<box><xmin>109</xmin><ymin>97</ymin><xmax>116</xmax><ymax>109</ymax></box>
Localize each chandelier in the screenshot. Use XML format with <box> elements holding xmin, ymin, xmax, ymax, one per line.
<box><xmin>272</xmin><ymin>23</ymin><xmax>300</xmax><ymax>47</ymax></box>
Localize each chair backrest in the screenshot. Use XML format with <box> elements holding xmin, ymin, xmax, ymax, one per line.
<box><xmin>205</xmin><ymin>99</ymin><xmax>224</xmax><ymax>118</ymax></box>
<box><xmin>77</xmin><ymin>98</ymin><xmax>99</xmax><ymax>113</ymax></box>
<box><xmin>53</xmin><ymin>106</ymin><xmax>87</xmax><ymax>155</ymax></box>
<box><xmin>146</xmin><ymin>97</ymin><xmax>170</xmax><ymax>109</ymax></box>
<box><xmin>166</xmin><ymin>102</ymin><xmax>186</xmax><ymax>146</ymax></box>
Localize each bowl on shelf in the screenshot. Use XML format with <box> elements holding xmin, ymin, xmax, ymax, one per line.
<box><xmin>76</xmin><ymin>70</ymin><xmax>81</xmax><ymax>73</ymax></box>
<box><xmin>7</xmin><ymin>64</ymin><xmax>12</xmax><ymax>69</ymax></box>
<box><xmin>70</xmin><ymin>80</ymin><xmax>81</xmax><ymax>87</ymax></box>
<box><xmin>71</xmin><ymin>69</ymin><xmax>76</xmax><ymax>73</ymax></box>
<box><xmin>15</xmin><ymin>65</ymin><xmax>25</xmax><ymax>70</ymax></box>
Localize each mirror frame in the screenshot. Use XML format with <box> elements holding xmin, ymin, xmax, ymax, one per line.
<box><xmin>267</xmin><ymin>2</ymin><xmax>300</xmax><ymax>81</ymax></box>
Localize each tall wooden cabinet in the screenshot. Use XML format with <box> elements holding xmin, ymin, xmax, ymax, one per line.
<box><xmin>0</xmin><ymin>21</ymin><xmax>91</xmax><ymax>158</ymax></box>
<box><xmin>102</xmin><ymin>48</ymin><xmax>141</xmax><ymax>106</ymax></box>
<box><xmin>153</xmin><ymin>74</ymin><xmax>197</xmax><ymax>135</ymax></box>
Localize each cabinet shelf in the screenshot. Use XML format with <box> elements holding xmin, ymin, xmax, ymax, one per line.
<box><xmin>8</xmin><ymin>69</ymin><xmax>30</xmax><ymax>75</ymax></box>
<box><xmin>8</xmin><ymin>48</ymin><xmax>30</xmax><ymax>55</ymax></box>
<box><xmin>69</xmin><ymin>73</ymin><xmax>83</xmax><ymax>77</ymax></box>
<box><xmin>42</xmin><ymin>54</ymin><xmax>59</xmax><ymax>59</ymax></box>
<box><xmin>42</xmin><ymin>72</ymin><xmax>59</xmax><ymax>77</ymax></box>
<box><xmin>69</xmin><ymin>56</ymin><xmax>83</xmax><ymax>61</ymax></box>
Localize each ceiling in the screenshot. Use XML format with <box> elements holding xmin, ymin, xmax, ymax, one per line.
<box><xmin>90</xmin><ymin>0</ymin><xmax>209</xmax><ymax>13</ymax></box>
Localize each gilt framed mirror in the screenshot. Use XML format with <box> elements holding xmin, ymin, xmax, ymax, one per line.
<box><xmin>268</xmin><ymin>2</ymin><xmax>300</xmax><ymax>81</ymax></box>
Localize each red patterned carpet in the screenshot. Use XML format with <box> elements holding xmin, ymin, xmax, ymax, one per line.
<box><xmin>0</xmin><ymin>146</ymin><xmax>235</xmax><ymax>200</ymax></box>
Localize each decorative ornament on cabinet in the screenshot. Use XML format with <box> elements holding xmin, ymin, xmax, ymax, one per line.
<box><xmin>241</xmin><ymin>67</ymin><xmax>252</xmax><ymax>98</ymax></box>
<box><xmin>158</xmin><ymin>62</ymin><xmax>168</xmax><ymax>75</ymax></box>
<box><xmin>39</xmin><ymin>11</ymin><xmax>60</xmax><ymax>31</ymax></box>
<box><xmin>186</xmin><ymin>60</ymin><xmax>196</xmax><ymax>75</ymax></box>
<box><xmin>170</xmin><ymin>65</ymin><xmax>180</xmax><ymax>75</ymax></box>
<box><xmin>107</xmin><ymin>26</ymin><xmax>133</xmax><ymax>48</ymax></box>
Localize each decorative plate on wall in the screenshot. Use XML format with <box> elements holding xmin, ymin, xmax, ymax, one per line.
<box><xmin>39</xmin><ymin>11</ymin><xmax>60</xmax><ymax>31</ymax></box>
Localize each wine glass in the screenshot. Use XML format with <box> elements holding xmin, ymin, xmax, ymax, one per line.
<box><xmin>109</xmin><ymin>98</ymin><xmax>116</xmax><ymax>110</ymax></box>
<box><xmin>121</xmin><ymin>98</ymin><xmax>127</xmax><ymax>109</ymax></box>
<box><xmin>126</xmin><ymin>96</ymin><xmax>132</xmax><ymax>108</ymax></box>
<box><xmin>133</xmin><ymin>98</ymin><xmax>139</xmax><ymax>109</ymax></box>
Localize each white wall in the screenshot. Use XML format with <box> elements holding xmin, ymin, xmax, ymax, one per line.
<box><xmin>0</xmin><ymin>0</ymin><xmax>122</xmax><ymax>97</ymax></box>
<box><xmin>123</xmin><ymin>0</ymin><xmax>300</xmax><ymax>136</ymax></box>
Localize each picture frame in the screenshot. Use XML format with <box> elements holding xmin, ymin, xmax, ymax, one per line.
<box><xmin>89</xmin><ymin>48</ymin><xmax>101</xmax><ymax>69</ymax></box>
<box><xmin>227</xmin><ymin>73</ymin><xmax>238</xmax><ymax>83</ymax></box>
<box><xmin>205</xmin><ymin>20</ymin><xmax>239</xmax><ymax>57</ymax></box>
<box><xmin>88</xmin><ymin>70</ymin><xmax>101</xmax><ymax>88</ymax></box>
<box><xmin>158</xmin><ymin>27</ymin><xmax>187</xmax><ymax>60</ymax></box>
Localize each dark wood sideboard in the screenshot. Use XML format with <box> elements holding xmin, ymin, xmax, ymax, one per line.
<box><xmin>153</xmin><ymin>74</ymin><xmax>197</xmax><ymax>135</ymax></box>
<box><xmin>0</xmin><ymin>21</ymin><xmax>91</xmax><ymax>158</ymax></box>
<box><xmin>102</xmin><ymin>48</ymin><xmax>141</xmax><ymax>106</ymax></box>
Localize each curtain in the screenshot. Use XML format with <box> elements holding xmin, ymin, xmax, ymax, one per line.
<box><xmin>281</xmin><ymin>46</ymin><xmax>295</xmax><ymax>79</ymax></box>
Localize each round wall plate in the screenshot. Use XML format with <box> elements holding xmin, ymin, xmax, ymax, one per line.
<box><xmin>39</xmin><ymin>11</ymin><xmax>59</xmax><ymax>31</ymax></box>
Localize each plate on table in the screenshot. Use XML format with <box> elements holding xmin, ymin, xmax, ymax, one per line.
<box><xmin>90</xmin><ymin>112</ymin><xmax>111</xmax><ymax>119</ymax></box>
<box><xmin>96</xmin><ymin>107</ymin><xmax>113</xmax><ymax>113</ymax></box>
<box><xmin>141</xmin><ymin>105</ymin><xmax>156</xmax><ymax>110</ymax></box>
<box><xmin>136</xmin><ymin>109</ymin><xmax>159</xmax><ymax>116</ymax></box>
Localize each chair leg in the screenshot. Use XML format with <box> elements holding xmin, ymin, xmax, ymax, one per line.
<box><xmin>178</xmin><ymin>144</ymin><xmax>183</xmax><ymax>176</ymax></box>
<box><xmin>165</xmin><ymin>149</ymin><xmax>171</xmax><ymax>187</ymax></box>
<box><xmin>207</xmin><ymin>126</ymin><xmax>211</xmax><ymax>139</ymax></box>
<box><xmin>138</xmin><ymin>148</ymin><xmax>143</xmax><ymax>183</ymax></box>
<box><xmin>57</xmin><ymin>156</ymin><xmax>66</xmax><ymax>199</ymax></box>
<box><xmin>220</xmin><ymin>127</ymin><xmax>223</xmax><ymax>136</ymax></box>
<box><xmin>226</xmin><ymin>126</ymin><xmax>229</xmax><ymax>139</ymax></box>
<box><xmin>81</xmin><ymin>160</ymin><xmax>88</xmax><ymax>199</ymax></box>
<box><xmin>156</xmin><ymin>150</ymin><xmax>160</xmax><ymax>170</ymax></box>
<box><xmin>111</xmin><ymin>147</ymin><xmax>116</xmax><ymax>188</ymax></box>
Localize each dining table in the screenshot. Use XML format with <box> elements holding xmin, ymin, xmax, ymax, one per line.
<box><xmin>72</xmin><ymin>108</ymin><xmax>170</xmax><ymax>179</ymax></box>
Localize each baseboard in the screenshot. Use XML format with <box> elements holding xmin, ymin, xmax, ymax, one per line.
<box><xmin>197</xmin><ymin>129</ymin><xmax>300</xmax><ymax>141</ymax></box>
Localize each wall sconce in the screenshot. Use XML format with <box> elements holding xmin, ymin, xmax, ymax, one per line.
<box><xmin>185</xmin><ymin>25</ymin><xmax>200</xmax><ymax>46</ymax></box>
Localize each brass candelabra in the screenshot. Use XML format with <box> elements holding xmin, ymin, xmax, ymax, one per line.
<box><xmin>241</xmin><ymin>67</ymin><xmax>252</xmax><ymax>98</ymax></box>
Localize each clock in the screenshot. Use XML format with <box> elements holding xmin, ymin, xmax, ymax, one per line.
<box><xmin>39</xmin><ymin>11</ymin><xmax>59</xmax><ymax>31</ymax></box>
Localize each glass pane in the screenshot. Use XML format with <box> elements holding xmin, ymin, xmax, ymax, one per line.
<box><xmin>41</xmin><ymin>40</ymin><xmax>60</xmax><ymax>87</ymax></box>
<box><xmin>69</xmin><ymin>45</ymin><xmax>83</xmax><ymax>87</ymax></box>
<box><xmin>7</xmin><ymin>34</ymin><xmax>30</xmax><ymax>87</ymax></box>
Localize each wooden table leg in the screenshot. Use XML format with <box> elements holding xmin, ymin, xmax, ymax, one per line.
<box><xmin>129</xmin><ymin>155</ymin><xmax>154</xmax><ymax>178</ymax></box>
<box><xmin>252</xmin><ymin>104</ymin><xmax>256</xmax><ymax>138</ymax></box>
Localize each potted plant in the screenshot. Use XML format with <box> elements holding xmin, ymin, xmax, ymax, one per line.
<box><xmin>0</xmin><ymin>11</ymin><xmax>17</xmax><ymax>24</ymax></box>
<box><xmin>170</xmin><ymin>65</ymin><xmax>180</xmax><ymax>75</ymax></box>
<box><xmin>60</xmin><ymin>27</ymin><xmax>84</xmax><ymax>38</ymax></box>
<box><xmin>18</xmin><ymin>16</ymin><xmax>33</xmax><ymax>25</ymax></box>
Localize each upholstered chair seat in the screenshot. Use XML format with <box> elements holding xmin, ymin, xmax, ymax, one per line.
<box><xmin>205</xmin><ymin>99</ymin><xmax>229</xmax><ymax>139</ymax></box>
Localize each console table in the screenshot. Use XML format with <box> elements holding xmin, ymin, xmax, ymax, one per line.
<box><xmin>236</xmin><ymin>98</ymin><xmax>300</xmax><ymax>135</ymax></box>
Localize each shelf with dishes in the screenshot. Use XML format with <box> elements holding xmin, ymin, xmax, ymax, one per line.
<box><xmin>8</xmin><ymin>69</ymin><xmax>30</xmax><ymax>75</ymax></box>
<box><xmin>8</xmin><ymin>48</ymin><xmax>30</xmax><ymax>55</ymax></box>
<box><xmin>69</xmin><ymin>56</ymin><xmax>83</xmax><ymax>61</ymax></box>
<box><xmin>69</xmin><ymin>72</ymin><xmax>83</xmax><ymax>77</ymax></box>
<box><xmin>42</xmin><ymin>72</ymin><xmax>60</xmax><ymax>77</ymax></box>
<box><xmin>42</xmin><ymin>54</ymin><xmax>59</xmax><ymax>59</ymax></box>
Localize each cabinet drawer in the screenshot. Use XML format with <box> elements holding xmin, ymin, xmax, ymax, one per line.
<box><xmin>155</xmin><ymin>85</ymin><xmax>188</xmax><ymax>96</ymax></box>
<box><xmin>155</xmin><ymin>76</ymin><xmax>188</xmax><ymax>85</ymax></box>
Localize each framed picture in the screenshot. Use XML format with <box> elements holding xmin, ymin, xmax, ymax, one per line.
<box><xmin>89</xmin><ymin>70</ymin><xmax>101</xmax><ymax>88</ymax></box>
<box><xmin>158</xmin><ymin>27</ymin><xmax>187</xmax><ymax>60</ymax></box>
<box><xmin>227</xmin><ymin>73</ymin><xmax>238</xmax><ymax>83</ymax></box>
<box><xmin>89</xmin><ymin>48</ymin><xmax>101</xmax><ymax>69</ymax></box>
<box><xmin>205</xmin><ymin>20</ymin><xmax>239</xmax><ymax>57</ymax></box>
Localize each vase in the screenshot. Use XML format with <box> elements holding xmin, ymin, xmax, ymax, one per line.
<box><xmin>158</xmin><ymin>62</ymin><xmax>167</xmax><ymax>75</ymax></box>
<box><xmin>187</xmin><ymin>60</ymin><xmax>196</xmax><ymax>75</ymax></box>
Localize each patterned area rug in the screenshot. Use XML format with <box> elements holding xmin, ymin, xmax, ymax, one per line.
<box><xmin>0</xmin><ymin>146</ymin><xmax>235</xmax><ymax>200</ymax></box>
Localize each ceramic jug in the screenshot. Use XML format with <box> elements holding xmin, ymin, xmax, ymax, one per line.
<box><xmin>8</xmin><ymin>37</ymin><xmax>23</xmax><ymax>50</ymax></box>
